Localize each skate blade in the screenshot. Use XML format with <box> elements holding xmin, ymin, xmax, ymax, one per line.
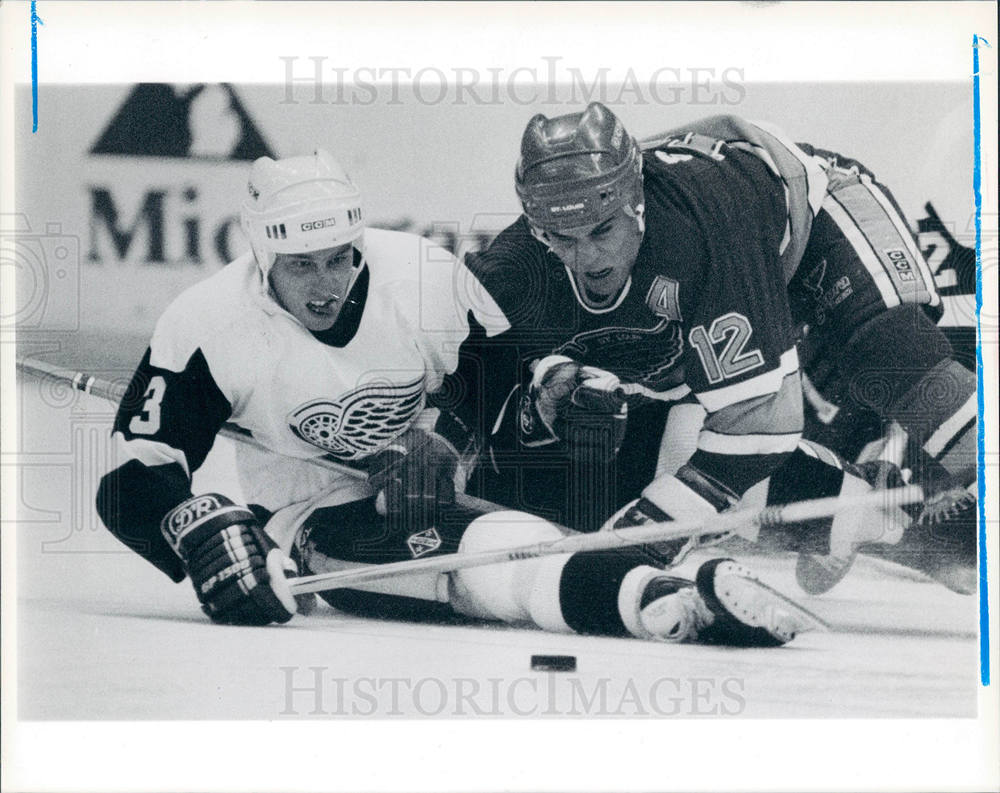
<box><xmin>720</xmin><ymin>566</ymin><xmax>831</xmax><ymax>635</ymax></box>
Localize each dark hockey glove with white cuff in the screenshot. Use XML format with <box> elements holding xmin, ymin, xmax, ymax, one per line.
<box><xmin>161</xmin><ymin>494</ymin><xmax>298</xmax><ymax>625</ymax></box>
<box><xmin>519</xmin><ymin>355</ymin><xmax>627</xmax><ymax>463</ymax></box>
<box><xmin>367</xmin><ymin>429</ymin><xmax>461</xmax><ymax>530</ymax></box>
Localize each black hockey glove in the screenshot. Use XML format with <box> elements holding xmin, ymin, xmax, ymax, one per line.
<box><xmin>519</xmin><ymin>355</ymin><xmax>627</xmax><ymax>463</ymax></box>
<box><xmin>161</xmin><ymin>494</ymin><xmax>298</xmax><ymax>625</ymax></box>
<box><xmin>367</xmin><ymin>429</ymin><xmax>461</xmax><ymax>530</ymax></box>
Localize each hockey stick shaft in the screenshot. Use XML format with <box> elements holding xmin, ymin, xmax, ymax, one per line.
<box><xmin>286</xmin><ymin>485</ymin><xmax>925</xmax><ymax>595</ymax></box>
<box><xmin>17</xmin><ymin>355</ymin><xmax>125</xmax><ymax>403</ymax></box>
<box><xmin>15</xmin><ymin>355</ymin><xmax>502</xmax><ymax>514</ymax></box>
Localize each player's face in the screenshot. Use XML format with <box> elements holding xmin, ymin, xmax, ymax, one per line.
<box><xmin>269</xmin><ymin>244</ymin><xmax>358</xmax><ymax>331</ymax></box>
<box><xmin>542</xmin><ymin>210</ymin><xmax>643</xmax><ymax>308</ymax></box>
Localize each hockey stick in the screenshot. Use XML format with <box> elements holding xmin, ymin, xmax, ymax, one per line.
<box><xmin>286</xmin><ymin>485</ymin><xmax>925</xmax><ymax>596</ymax></box>
<box><xmin>15</xmin><ymin>355</ymin><xmax>926</xmax><ymax>605</ymax></box>
<box><xmin>15</xmin><ymin>355</ymin><xmax>501</xmax><ymax>513</ymax></box>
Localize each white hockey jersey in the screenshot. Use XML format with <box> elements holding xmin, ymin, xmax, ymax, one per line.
<box><xmin>96</xmin><ymin>228</ymin><xmax>504</xmax><ymax>580</ymax></box>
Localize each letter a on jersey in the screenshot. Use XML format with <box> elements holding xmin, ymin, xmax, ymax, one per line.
<box><xmin>646</xmin><ymin>275</ymin><xmax>682</xmax><ymax>322</ymax></box>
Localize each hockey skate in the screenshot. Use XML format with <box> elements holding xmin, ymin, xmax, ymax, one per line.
<box><xmin>637</xmin><ymin>558</ymin><xmax>828</xmax><ymax>646</ymax></box>
<box><xmin>861</xmin><ymin>486</ymin><xmax>977</xmax><ymax>595</ymax></box>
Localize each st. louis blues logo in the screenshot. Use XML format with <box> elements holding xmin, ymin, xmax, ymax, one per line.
<box><xmin>556</xmin><ymin>320</ymin><xmax>683</xmax><ymax>391</ymax></box>
<box><xmin>288</xmin><ymin>376</ymin><xmax>425</xmax><ymax>460</ymax></box>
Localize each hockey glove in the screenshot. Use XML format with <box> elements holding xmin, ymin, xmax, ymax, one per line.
<box><xmin>161</xmin><ymin>494</ymin><xmax>298</xmax><ymax>625</ymax></box>
<box><xmin>367</xmin><ymin>429</ymin><xmax>461</xmax><ymax>530</ymax></box>
<box><xmin>519</xmin><ymin>355</ymin><xmax>627</xmax><ymax>462</ymax></box>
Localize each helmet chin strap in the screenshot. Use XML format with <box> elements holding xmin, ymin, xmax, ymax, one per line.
<box><xmin>627</xmin><ymin>202</ymin><xmax>646</xmax><ymax>235</ymax></box>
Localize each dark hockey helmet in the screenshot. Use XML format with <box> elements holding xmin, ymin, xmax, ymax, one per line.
<box><xmin>515</xmin><ymin>102</ymin><xmax>643</xmax><ymax>233</ymax></box>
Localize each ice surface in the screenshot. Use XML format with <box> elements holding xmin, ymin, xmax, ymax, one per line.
<box><xmin>13</xmin><ymin>374</ymin><xmax>980</xmax><ymax>720</ymax></box>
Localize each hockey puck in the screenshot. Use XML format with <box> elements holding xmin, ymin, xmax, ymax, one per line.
<box><xmin>530</xmin><ymin>654</ymin><xmax>576</xmax><ymax>672</ymax></box>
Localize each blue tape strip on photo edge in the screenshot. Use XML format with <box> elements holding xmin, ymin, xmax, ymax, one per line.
<box><xmin>972</xmin><ymin>33</ymin><xmax>990</xmax><ymax>687</ymax></box>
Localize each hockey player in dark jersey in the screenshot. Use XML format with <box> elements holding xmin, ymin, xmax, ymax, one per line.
<box><xmin>442</xmin><ymin>103</ymin><xmax>976</xmax><ymax>594</ymax></box>
<box><xmin>94</xmin><ymin>148</ymin><xmax>817</xmax><ymax>645</ymax></box>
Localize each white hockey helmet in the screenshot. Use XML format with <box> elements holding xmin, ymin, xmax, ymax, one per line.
<box><xmin>240</xmin><ymin>149</ymin><xmax>364</xmax><ymax>279</ymax></box>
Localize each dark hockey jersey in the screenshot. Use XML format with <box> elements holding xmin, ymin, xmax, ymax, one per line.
<box><xmin>447</xmin><ymin>116</ymin><xmax>827</xmax><ymax>520</ymax></box>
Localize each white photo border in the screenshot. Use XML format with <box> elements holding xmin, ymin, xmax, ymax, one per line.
<box><xmin>1</xmin><ymin>2</ymin><xmax>997</xmax><ymax>792</ymax></box>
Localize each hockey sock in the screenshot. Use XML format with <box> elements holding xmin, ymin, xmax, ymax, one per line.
<box><xmin>890</xmin><ymin>359</ymin><xmax>977</xmax><ymax>487</ymax></box>
<box><xmin>759</xmin><ymin>442</ymin><xmax>849</xmax><ymax>553</ymax></box>
<box><xmin>838</xmin><ymin>305</ymin><xmax>976</xmax><ymax>488</ymax></box>
<box><xmin>557</xmin><ymin>547</ymin><xmax>668</xmax><ymax>637</ymax></box>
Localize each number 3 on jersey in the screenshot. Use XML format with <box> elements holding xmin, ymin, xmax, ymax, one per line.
<box><xmin>688</xmin><ymin>312</ymin><xmax>764</xmax><ymax>384</ymax></box>
<box><xmin>129</xmin><ymin>375</ymin><xmax>167</xmax><ymax>434</ymax></box>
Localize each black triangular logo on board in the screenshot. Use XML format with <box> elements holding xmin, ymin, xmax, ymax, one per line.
<box><xmin>90</xmin><ymin>83</ymin><xmax>276</xmax><ymax>161</ymax></box>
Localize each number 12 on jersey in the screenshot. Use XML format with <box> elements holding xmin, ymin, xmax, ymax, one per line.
<box><xmin>688</xmin><ymin>312</ymin><xmax>764</xmax><ymax>384</ymax></box>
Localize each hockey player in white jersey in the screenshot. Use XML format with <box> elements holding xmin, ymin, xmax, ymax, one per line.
<box><xmin>96</xmin><ymin>149</ymin><xmax>816</xmax><ymax>646</ymax></box>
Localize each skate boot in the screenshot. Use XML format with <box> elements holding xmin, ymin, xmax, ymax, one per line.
<box><xmin>634</xmin><ymin>559</ymin><xmax>827</xmax><ymax>646</ymax></box>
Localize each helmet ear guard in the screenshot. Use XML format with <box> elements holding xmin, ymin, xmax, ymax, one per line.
<box><xmin>240</xmin><ymin>149</ymin><xmax>365</xmax><ymax>279</ymax></box>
